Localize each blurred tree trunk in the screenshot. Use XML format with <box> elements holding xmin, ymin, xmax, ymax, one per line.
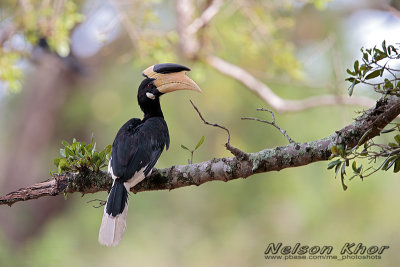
<box><xmin>0</xmin><ymin>50</ymin><xmax>81</xmax><ymax>246</ymax></box>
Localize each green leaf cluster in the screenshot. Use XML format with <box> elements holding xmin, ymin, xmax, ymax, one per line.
<box><xmin>0</xmin><ymin>1</ymin><xmax>84</xmax><ymax>93</ymax></box>
<box><xmin>327</xmin><ymin>145</ymin><xmax>353</xmax><ymax>191</ymax></box>
<box><xmin>381</xmin><ymin>133</ymin><xmax>400</xmax><ymax>173</ymax></box>
<box><xmin>328</xmin><ymin>124</ymin><xmax>400</xmax><ymax>190</ymax></box>
<box><xmin>53</xmin><ymin>134</ymin><xmax>111</xmax><ymax>174</ymax></box>
<box><xmin>21</xmin><ymin>1</ymin><xmax>84</xmax><ymax>57</ymax></box>
<box><xmin>346</xmin><ymin>41</ymin><xmax>400</xmax><ymax>96</ymax></box>
<box><xmin>0</xmin><ymin>50</ymin><xmax>23</xmax><ymax>93</ymax></box>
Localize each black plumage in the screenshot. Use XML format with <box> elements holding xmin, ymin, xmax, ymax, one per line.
<box><xmin>99</xmin><ymin>63</ymin><xmax>200</xmax><ymax>246</ymax></box>
<box><xmin>110</xmin><ymin>117</ymin><xmax>169</xmax><ymax>182</ymax></box>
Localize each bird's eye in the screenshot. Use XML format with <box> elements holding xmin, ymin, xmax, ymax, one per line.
<box><xmin>147</xmin><ymin>84</ymin><xmax>151</xmax><ymax>88</ymax></box>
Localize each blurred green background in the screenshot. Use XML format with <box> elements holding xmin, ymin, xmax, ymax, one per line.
<box><xmin>1</xmin><ymin>0</ymin><xmax>400</xmax><ymax>266</ymax></box>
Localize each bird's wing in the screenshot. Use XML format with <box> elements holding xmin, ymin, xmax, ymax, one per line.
<box><xmin>110</xmin><ymin>117</ymin><xmax>169</xmax><ymax>182</ymax></box>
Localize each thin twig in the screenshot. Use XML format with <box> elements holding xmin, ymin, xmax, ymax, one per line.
<box><xmin>242</xmin><ymin>108</ymin><xmax>296</xmax><ymax>144</ymax></box>
<box><xmin>190</xmin><ymin>99</ymin><xmax>231</xmax><ymax>143</ymax></box>
<box><xmin>87</xmin><ymin>199</ymin><xmax>107</xmax><ymax>208</ymax></box>
<box><xmin>189</xmin><ymin>100</ymin><xmax>247</xmax><ymax>158</ymax></box>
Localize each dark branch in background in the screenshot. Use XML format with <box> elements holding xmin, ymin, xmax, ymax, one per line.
<box><xmin>1</xmin><ymin>95</ymin><xmax>400</xmax><ymax>207</ymax></box>
<box><xmin>242</xmin><ymin>108</ymin><xmax>296</xmax><ymax>144</ymax></box>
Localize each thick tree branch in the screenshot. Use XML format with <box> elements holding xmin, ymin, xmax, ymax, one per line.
<box><xmin>205</xmin><ymin>55</ymin><xmax>377</xmax><ymax>112</ymax></box>
<box><xmin>1</xmin><ymin>95</ymin><xmax>400</xmax><ymax>206</ymax></box>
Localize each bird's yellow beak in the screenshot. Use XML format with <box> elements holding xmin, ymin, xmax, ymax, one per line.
<box><xmin>143</xmin><ymin>64</ymin><xmax>202</xmax><ymax>94</ymax></box>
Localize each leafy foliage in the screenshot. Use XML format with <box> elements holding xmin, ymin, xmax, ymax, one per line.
<box><xmin>328</xmin><ymin>41</ymin><xmax>400</xmax><ymax>190</ymax></box>
<box><xmin>0</xmin><ymin>51</ymin><xmax>23</xmax><ymax>93</ymax></box>
<box><xmin>53</xmin><ymin>134</ymin><xmax>111</xmax><ymax>174</ymax></box>
<box><xmin>181</xmin><ymin>136</ymin><xmax>205</xmax><ymax>164</ymax></box>
<box><xmin>345</xmin><ymin>41</ymin><xmax>400</xmax><ymax>96</ymax></box>
<box><xmin>0</xmin><ymin>0</ymin><xmax>83</xmax><ymax>92</ymax></box>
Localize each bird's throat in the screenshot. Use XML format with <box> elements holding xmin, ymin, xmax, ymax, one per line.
<box><xmin>141</xmin><ymin>99</ymin><xmax>164</xmax><ymax>120</ymax></box>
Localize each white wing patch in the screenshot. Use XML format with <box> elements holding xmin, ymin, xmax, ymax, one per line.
<box><xmin>124</xmin><ymin>166</ymin><xmax>147</xmax><ymax>192</ymax></box>
<box><xmin>108</xmin><ymin>158</ymin><xmax>118</xmax><ymax>180</ymax></box>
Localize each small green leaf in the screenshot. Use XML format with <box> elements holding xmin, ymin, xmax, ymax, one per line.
<box><xmin>384</xmin><ymin>79</ymin><xmax>394</xmax><ymax>90</ymax></box>
<box><xmin>331</xmin><ymin>145</ymin><xmax>339</xmax><ymax>155</ymax></box>
<box><xmin>195</xmin><ymin>136</ymin><xmax>205</xmax><ymax>150</ymax></box>
<box><xmin>394</xmin><ymin>158</ymin><xmax>400</xmax><ymax>173</ymax></box>
<box><xmin>59</xmin><ymin>158</ymin><xmax>69</xmax><ymax>171</ymax></box>
<box><xmin>382</xmin><ymin>156</ymin><xmax>396</xmax><ymax>170</ymax></box>
<box><xmin>388</xmin><ymin>45</ymin><xmax>397</xmax><ymax>55</ymax></box>
<box><xmin>385</xmin><ymin>158</ymin><xmax>397</xmax><ymax>171</ymax></box>
<box><xmin>341</xmin><ymin>163</ymin><xmax>347</xmax><ymax>191</ymax></box>
<box><xmin>382</xmin><ymin>40</ymin><xmax>387</xmax><ymax>54</ymax></box>
<box><xmin>394</xmin><ymin>134</ymin><xmax>400</xmax><ymax>145</ymax></box>
<box><xmin>62</xmin><ymin>140</ymin><xmax>69</xmax><ymax>147</ymax></box>
<box><xmin>363</xmin><ymin>53</ymin><xmax>368</xmax><ymax>62</ymax></box>
<box><xmin>53</xmin><ymin>158</ymin><xmax>60</xmax><ymax>166</ymax></box>
<box><xmin>181</xmin><ymin>144</ymin><xmax>190</xmax><ymax>151</ymax></box>
<box><xmin>335</xmin><ymin>162</ymin><xmax>341</xmax><ymax>178</ymax></box>
<box><xmin>92</xmin><ymin>142</ymin><xmax>97</xmax><ymax>155</ymax></box>
<box><xmin>358</xmin><ymin>128</ymin><xmax>372</xmax><ymax>146</ymax></box>
<box><xmin>365</xmin><ymin>69</ymin><xmax>381</xmax><ymax>80</ymax></box>
<box><xmin>105</xmin><ymin>144</ymin><xmax>112</xmax><ymax>155</ymax></box>
<box><xmin>346</xmin><ymin>69</ymin><xmax>355</xmax><ymax>75</ymax></box>
<box><xmin>60</xmin><ymin>148</ymin><xmax>66</xmax><ymax>157</ymax></box>
<box><xmin>381</xmin><ymin>128</ymin><xmax>395</xmax><ymax>134</ymax></box>
<box><xmin>352</xmin><ymin>161</ymin><xmax>357</xmax><ymax>172</ymax></box>
<box><xmin>354</xmin><ymin>60</ymin><xmax>359</xmax><ymax>73</ymax></box>
<box><xmin>348</xmin><ymin>80</ymin><xmax>356</xmax><ymax>96</ymax></box>
<box><xmin>328</xmin><ymin>159</ymin><xmax>341</xmax><ymax>169</ymax></box>
<box><xmin>356</xmin><ymin>165</ymin><xmax>363</xmax><ymax>173</ymax></box>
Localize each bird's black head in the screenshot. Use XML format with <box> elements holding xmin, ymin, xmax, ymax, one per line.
<box><xmin>137</xmin><ymin>77</ymin><xmax>163</xmax><ymax>118</ymax></box>
<box><xmin>138</xmin><ymin>63</ymin><xmax>201</xmax><ymax>119</ymax></box>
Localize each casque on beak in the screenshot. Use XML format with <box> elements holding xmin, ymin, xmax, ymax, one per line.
<box><xmin>142</xmin><ymin>64</ymin><xmax>202</xmax><ymax>94</ymax></box>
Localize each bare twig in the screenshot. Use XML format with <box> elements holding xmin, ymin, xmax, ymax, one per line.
<box><xmin>190</xmin><ymin>100</ymin><xmax>230</xmax><ymax>142</ymax></box>
<box><xmin>189</xmin><ymin>100</ymin><xmax>247</xmax><ymax>158</ymax></box>
<box><xmin>205</xmin><ymin>55</ymin><xmax>376</xmax><ymax>112</ymax></box>
<box><xmin>242</xmin><ymin>108</ymin><xmax>296</xmax><ymax>144</ymax></box>
<box><xmin>87</xmin><ymin>199</ymin><xmax>107</xmax><ymax>208</ymax></box>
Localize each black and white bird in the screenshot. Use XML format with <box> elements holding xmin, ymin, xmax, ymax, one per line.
<box><xmin>98</xmin><ymin>63</ymin><xmax>201</xmax><ymax>246</ymax></box>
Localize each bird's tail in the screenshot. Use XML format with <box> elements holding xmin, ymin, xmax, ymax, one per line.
<box><xmin>98</xmin><ymin>180</ymin><xmax>129</xmax><ymax>246</ymax></box>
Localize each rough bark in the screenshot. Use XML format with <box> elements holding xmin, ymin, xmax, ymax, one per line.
<box><xmin>1</xmin><ymin>95</ymin><xmax>399</xmax><ymax>207</ymax></box>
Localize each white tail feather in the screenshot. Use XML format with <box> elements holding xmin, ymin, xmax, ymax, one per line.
<box><xmin>98</xmin><ymin>203</ymin><xmax>128</xmax><ymax>246</ymax></box>
<box><xmin>98</xmin><ymin>166</ymin><xmax>147</xmax><ymax>246</ymax></box>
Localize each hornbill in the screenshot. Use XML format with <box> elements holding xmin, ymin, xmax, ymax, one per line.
<box><xmin>98</xmin><ymin>63</ymin><xmax>201</xmax><ymax>246</ymax></box>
